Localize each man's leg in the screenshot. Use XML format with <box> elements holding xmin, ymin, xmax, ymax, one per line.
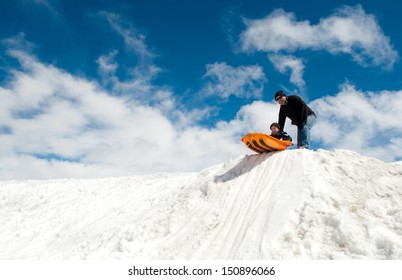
<box><xmin>298</xmin><ymin>115</ymin><xmax>317</xmax><ymax>148</ymax></box>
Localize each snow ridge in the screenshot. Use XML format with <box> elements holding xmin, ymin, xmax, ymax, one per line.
<box><xmin>1</xmin><ymin>149</ymin><xmax>401</xmax><ymax>259</ymax></box>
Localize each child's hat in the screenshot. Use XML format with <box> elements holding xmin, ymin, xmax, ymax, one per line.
<box><xmin>270</xmin><ymin>122</ymin><xmax>280</xmax><ymax>129</ymax></box>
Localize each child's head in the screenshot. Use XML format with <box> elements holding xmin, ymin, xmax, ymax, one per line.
<box><xmin>270</xmin><ymin>122</ymin><xmax>280</xmax><ymax>133</ymax></box>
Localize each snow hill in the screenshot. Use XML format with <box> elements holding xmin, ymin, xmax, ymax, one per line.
<box><xmin>1</xmin><ymin>149</ymin><xmax>402</xmax><ymax>260</ymax></box>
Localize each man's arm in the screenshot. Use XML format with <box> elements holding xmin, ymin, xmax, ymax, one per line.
<box><xmin>278</xmin><ymin>107</ymin><xmax>286</xmax><ymax>132</ymax></box>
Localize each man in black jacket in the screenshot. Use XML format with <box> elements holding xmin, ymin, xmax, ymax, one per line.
<box><xmin>275</xmin><ymin>90</ymin><xmax>316</xmax><ymax>149</ymax></box>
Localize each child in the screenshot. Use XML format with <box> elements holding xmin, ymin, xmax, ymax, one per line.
<box><xmin>270</xmin><ymin>122</ymin><xmax>292</xmax><ymax>141</ymax></box>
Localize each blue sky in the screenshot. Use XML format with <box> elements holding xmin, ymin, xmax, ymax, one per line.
<box><xmin>1</xmin><ymin>0</ymin><xmax>402</xmax><ymax>179</ymax></box>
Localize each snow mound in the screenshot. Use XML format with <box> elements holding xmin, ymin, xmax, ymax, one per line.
<box><xmin>1</xmin><ymin>149</ymin><xmax>401</xmax><ymax>260</ymax></box>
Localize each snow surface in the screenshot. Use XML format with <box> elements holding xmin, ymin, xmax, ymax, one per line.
<box><xmin>1</xmin><ymin>149</ymin><xmax>402</xmax><ymax>260</ymax></box>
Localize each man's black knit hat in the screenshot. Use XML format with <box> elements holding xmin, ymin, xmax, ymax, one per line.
<box><xmin>274</xmin><ymin>90</ymin><xmax>286</xmax><ymax>100</ymax></box>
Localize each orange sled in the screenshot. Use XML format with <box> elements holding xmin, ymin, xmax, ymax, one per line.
<box><xmin>241</xmin><ymin>132</ymin><xmax>293</xmax><ymax>153</ymax></box>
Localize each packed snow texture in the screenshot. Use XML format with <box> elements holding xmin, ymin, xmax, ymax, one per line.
<box><xmin>1</xmin><ymin>149</ymin><xmax>402</xmax><ymax>260</ymax></box>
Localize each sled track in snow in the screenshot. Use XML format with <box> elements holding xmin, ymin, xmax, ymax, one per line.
<box><xmin>133</xmin><ymin>150</ymin><xmax>307</xmax><ymax>259</ymax></box>
<box><xmin>197</xmin><ymin>150</ymin><xmax>306</xmax><ymax>259</ymax></box>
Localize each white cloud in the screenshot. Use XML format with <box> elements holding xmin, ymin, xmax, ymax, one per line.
<box><xmin>268</xmin><ymin>54</ymin><xmax>306</xmax><ymax>93</ymax></box>
<box><xmin>97</xmin><ymin>50</ymin><xmax>119</xmax><ymax>81</ymax></box>
<box><xmin>93</xmin><ymin>13</ymin><xmax>187</xmax><ymax>126</ymax></box>
<box><xmin>27</xmin><ymin>0</ymin><xmax>59</xmax><ymax>16</ymax></box>
<box><xmin>97</xmin><ymin>11</ymin><xmax>163</xmax><ymax>98</ymax></box>
<box><xmin>0</xmin><ymin>49</ymin><xmax>254</xmax><ymax>180</ymax></box>
<box><xmin>100</xmin><ymin>12</ymin><xmax>154</xmax><ymax>62</ymax></box>
<box><xmin>200</xmin><ymin>62</ymin><xmax>267</xmax><ymax>101</ymax></box>
<box><xmin>240</xmin><ymin>5</ymin><xmax>398</xmax><ymax>69</ymax></box>
<box><xmin>311</xmin><ymin>83</ymin><xmax>402</xmax><ymax>161</ymax></box>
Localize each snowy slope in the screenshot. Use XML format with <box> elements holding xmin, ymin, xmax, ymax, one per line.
<box><xmin>1</xmin><ymin>149</ymin><xmax>402</xmax><ymax>260</ymax></box>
